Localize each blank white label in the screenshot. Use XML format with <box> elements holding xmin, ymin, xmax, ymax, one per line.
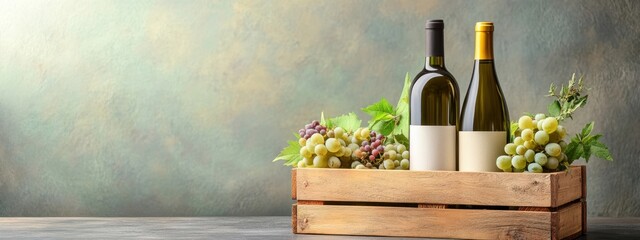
<box><xmin>409</xmin><ymin>125</ymin><xmax>456</xmax><ymax>171</ymax></box>
<box><xmin>459</xmin><ymin>131</ymin><xmax>506</xmax><ymax>172</ymax></box>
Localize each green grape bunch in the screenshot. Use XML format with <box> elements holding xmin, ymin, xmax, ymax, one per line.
<box><xmin>351</xmin><ymin>141</ymin><xmax>409</xmax><ymax>170</ymax></box>
<box><xmin>297</xmin><ymin>125</ymin><xmax>354</xmax><ymax>169</ymax></box>
<box><xmin>293</xmin><ymin>122</ymin><xmax>411</xmax><ymax>170</ymax></box>
<box><xmin>497</xmin><ymin>114</ymin><xmax>568</xmax><ymax>172</ymax></box>
<box><xmin>496</xmin><ymin>74</ymin><xmax>613</xmax><ymax>173</ymax></box>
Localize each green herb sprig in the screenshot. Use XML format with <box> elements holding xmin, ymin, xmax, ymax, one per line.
<box><xmin>546</xmin><ymin>74</ymin><xmax>613</xmax><ymax>164</ymax></box>
<box><xmin>546</xmin><ymin>73</ymin><xmax>588</xmax><ymax>121</ymax></box>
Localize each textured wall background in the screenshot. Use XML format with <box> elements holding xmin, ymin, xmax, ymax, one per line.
<box><xmin>0</xmin><ymin>0</ymin><xmax>638</xmax><ymax>217</ymax></box>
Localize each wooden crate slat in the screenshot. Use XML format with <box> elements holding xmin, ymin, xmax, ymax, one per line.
<box><xmin>555</xmin><ymin>202</ymin><xmax>584</xmax><ymax>239</ymax></box>
<box><xmin>295</xmin><ymin>166</ymin><xmax>583</xmax><ymax>207</ymax></box>
<box><xmin>291</xmin><ymin>204</ymin><xmax>297</xmax><ymax>234</ymax></box>
<box><xmin>295</xmin><ymin>204</ymin><xmax>555</xmax><ymax>239</ymax></box>
<box><xmin>580</xmin><ymin>165</ymin><xmax>587</xmax><ymax>235</ymax></box>
<box><xmin>551</xmin><ymin>166</ymin><xmax>584</xmax><ymax>207</ymax></box>
<box><xmin>291</xmin><ymin>168</ymin><xmax>297</xmax><ymax>200</ymax></box>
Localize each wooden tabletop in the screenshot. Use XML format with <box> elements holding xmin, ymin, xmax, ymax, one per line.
<box><xmin>0</xmin><ymin>217</ymin><xmax>637</xmax><ymax>239</ymax></box>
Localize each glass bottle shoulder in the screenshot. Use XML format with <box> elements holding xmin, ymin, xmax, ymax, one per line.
<box><xmin>411</xmin><ymin>68</ymin><xmax>459</xmax><ymax>92</ymax></box>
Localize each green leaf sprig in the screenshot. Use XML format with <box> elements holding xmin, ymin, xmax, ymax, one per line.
<box><xmin>565</xmin><ymin>122</ymin><xmax>613</xmax><ymax>163</ymax></box>
<box><xmin>546</xmin><ymin>74</ymin><xmax>588</xmax><ymax>121</ymax></box>
<box><xmin>324</xmin><ymin>112</ymin><xmax>362</xmax><ymax>132</ymax></box>
<box><xmin>546</xmin><ymin>74</ymin><xmax>613</xmax><ymax>164</ymax></box>
<box><xmin>362</xmin><ymin>73</ymin><xmax>411</xmax><ymax>146</ymax></box>
<box><xmin>272</xmin><ymin>133</ymin><xmax>303</xmax><ymax>166</ymax></box>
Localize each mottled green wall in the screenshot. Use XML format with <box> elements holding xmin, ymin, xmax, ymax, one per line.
<box><xmin>0</xmin><ymin>0</ymin><xmax>638</xmax><ymax>217</ymax></box>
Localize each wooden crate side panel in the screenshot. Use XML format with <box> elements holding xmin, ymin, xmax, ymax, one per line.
<box><xmin>291</xmin><ymin>204</ymin><xmax>297</xmax><ymax>234</ymax></box>
<box><xmin>296</xmin><ymin>168</ymin><xmax>561</xmax><ymax>207</ymax></box>
<box><xmin>556</xmin><ymin>202</ymin><xmax>583</xmax><ymax>239</ymax></box>
<box><xmin>581</xmin><ymin>165</ymin><xmax>587</xmax><ymax>235</ymax></box>
<box><xmin>582</xmin><ymin>200</ymin><xmax>587</xmax><ymax>236</ymax></box>
<box><xmin>291</xmin><ymin>168</ymin><xmax>297</xmax><ymax>200</ymax></box>
<box><xmin>295</xmin><ymin>205</ymin><xmax>553</xmax><ymax>239</ymax></box>
<box><xmin>551</xmin><ymin>166</ymin><xmax>583</xmax><ymax>207</ymax></box>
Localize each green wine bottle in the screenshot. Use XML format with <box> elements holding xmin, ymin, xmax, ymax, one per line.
<box><xmin>409</xmin><ymin>20</ymin><xmax>460</xmax><ymax>171</ymax></box>
<box><xmin>459</xmin><ymin>22</ymin><xmax>510</xmax><ymax>172</ymax></box>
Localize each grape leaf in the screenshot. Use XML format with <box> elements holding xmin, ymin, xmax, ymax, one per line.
<box><xmin>581</xmin><ymin>121</ymin><xmax>594</xmax><ymax>137</ymax></box>
<box><xmin>392</xmin><ymin>113</ymin><xmax>409</xmax><ymax>137</ymax></box>
<box><xmin>582</xmin><ymin>143</ymin><xmax>591</xmax><ymax>162</ymax></box>
<box><xmin>510</xmin><ymin>121</ymin><xmax>519</xmax><ymax>142</ymax></box>
<box><xmin>393</xmin><ymin>73</ymin><xmax>411</xmax><ymax>137</ymax></box>
<box><xmin>548</xmin><ymin>100</ymin><xmax>561</xmax><ymax>117</ymax></box>
<box><xmin>362</xmin><ymin>73</ymin><xmax>411</xmax><ymax>141</ymax></box>
<box><xmin>362</xmin><ymin>97</ymin><xmax>395</xmax><ymax>132</ymax></box>
<box><xmin>590</xmin><ymin>141</ymin><xmax>613</xmax><ymax>161</ymax></box>
<box><xmin>272</xmin><ymin>139</ymin><xmax>302</xmax><ymax>166</ymax></box>
<box><xmin>328</xmin><ymin>112</ymin><xmax>362</xmax><ymax>132</ymax></box>
<box><xmin>582</xmin><ymin>134</ymin><xmax>601</xmax><ymax>146</ymax></box>
<box><xmin>372</xmin><ymin>112</ymin><xmax>395</xmax><ymax>121</ymax></box>
<box><xmin>565</xmin><ymin>121</ymin><xmax>613</xmax><ymax>163</ymax></box>
<box><xmin>391</xmin><ymin>133</ymin><xmax>409</xmax><ymax>147</ymax></box>
<box><xmin>369</xmin><ymin>112</ymin><xmax>394</xmax><ymax>131</ymax></box>
<box><xmin>565</xmin><ymin>141</ymin><xmax>584</xmax><ymax>162</ymax></box>
<box><xmin>362</xmin><ymin>98</ymin><xmax>394</xmax><ymax>117</ymax></box>
<box><xmin>375</xmin><ymin>118</ymin><xmax>396</xmax><ymax>136</ymax></box>
<box><xmin>396</xmin><ymin>72</ymin><xmax>411</xmax><ymax>114</ymax></box>
<box><xmin>320</xmin><ymin>112</ymin><xmax>326</xmax><ymax>126</ymax></box>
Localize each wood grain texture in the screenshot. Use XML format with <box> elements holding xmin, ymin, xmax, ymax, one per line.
<box><xmin>292</xmin><ymin>168</ymin><xmax>297</xmax><ymax>200</ymax></box>
<box><xmin>519</xmin><ymin>206</ymin><xmax>551</xmax><ymax>212</ymax></box>
<box><xmin>291</xmin><ymin>204</ymin><xmax>297</xmax><ymax>234</ymax></box>
<box><xmin>295</xmin><ymin>205</ymin><xmax>554</xmax><ymax>239</ymax></box>
<box><xmin>581</xmin><ymin>165</ymin><xmax>587</xmax><ymax>235</ymax></box>
<box><xmin>580</xmin><ymin>165</ymin><xmax>587</xmax><ymax>199</ymax></box>
<box><xmin>295</xmin><ymin>166</ymin><xmax>583</xmax><ymax>207</ymax></box>
<box><xmin>552</xmin><ymin>166</ymin><xmax>584</xmax><ymax>207</ymax></box>
<box><xmin>556</xmin><ymin>202</ymin><xmax>583</xmax><ymax>239</ymax></box>
<box><xmin>298</xmin><ymin>200</ymin><xmax>324</xmax><ymax>205</ymax></box>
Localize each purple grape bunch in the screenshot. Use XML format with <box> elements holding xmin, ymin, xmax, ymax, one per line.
<box><xmin>357</xmin><ymin>131</ymin><xmax>385</xmax><ymax>165</ymax></box>
<box><xmin>298</xmin><ymin>120</ymin><xmax>327</xmax><ymax>139</ymax></box>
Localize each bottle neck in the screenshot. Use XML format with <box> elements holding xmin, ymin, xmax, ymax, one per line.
<box><xmin>425</xmin><ymin>28</ymin><xmax>445</xmax><ymax>68</ymax></box>
<box><xmin>474</xmin><ymin>31</ymin><xmax>494</xmax><ymax>60</ymax></box>
<box><xmin>425</xmin><ymin>56</ymin><xmax>445</xmax><ymax>69</ymax></box>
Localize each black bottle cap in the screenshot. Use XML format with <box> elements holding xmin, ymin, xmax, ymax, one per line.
<box><xmin>425</xmin><ymin>20</ymin><xmax>444</xmax><ymax>57</ymax></box>
<box><xmin>425</xmin><ymin>19</ymin><xmax>444</xmax><ymax>29</ymax></box>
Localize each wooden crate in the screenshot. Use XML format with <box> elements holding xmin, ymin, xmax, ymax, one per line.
<box><xmin>291</xmin><ymin>165</ymin><xmax>586</xmax><ymax>240</ymax></box>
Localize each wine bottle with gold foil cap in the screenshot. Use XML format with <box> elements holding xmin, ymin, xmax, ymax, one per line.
<box><xmin>459</xmin><ymin>22</ymin><xmax>510</xmax><ymax>172</ymax></box>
